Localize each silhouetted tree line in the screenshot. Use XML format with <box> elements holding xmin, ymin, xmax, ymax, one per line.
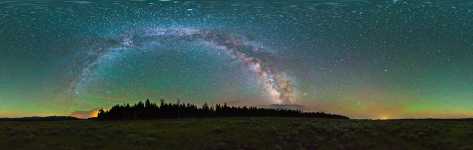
<box><xmin>97</xmin><ymin>99</ymin><xmax>349</xmax><ymax>120</ymax></box>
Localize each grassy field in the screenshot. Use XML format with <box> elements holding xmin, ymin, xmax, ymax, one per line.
<box><xmin>1</xmin><ymin>118</ymin><xmax>473</xmax><ymax>150</ymax></box>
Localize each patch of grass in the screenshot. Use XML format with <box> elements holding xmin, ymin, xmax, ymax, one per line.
<box><xmin>1</xmin><ymin>118</ymin><xmax>472</xmax><ymax>149</ymax></box>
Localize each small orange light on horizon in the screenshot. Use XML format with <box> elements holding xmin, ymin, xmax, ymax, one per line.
<box><xmin>89</xmin><ymin>110</ymin><xmax>99</xmax><ymax>118</ymax></box>
<box><xmin>380</xmin><ymin>116</ymin><xmax>389</xmax><ymax>120</ymax></box>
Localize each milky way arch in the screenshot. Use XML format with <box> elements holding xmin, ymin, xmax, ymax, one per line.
<box><xmin>69</xmin><ymin>27</ymin><xmax>295</xmax><ymax>104</ymax></box>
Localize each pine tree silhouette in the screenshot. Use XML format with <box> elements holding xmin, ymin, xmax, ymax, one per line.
<box><xmin>97</xmin><ymin>99</ymin><xmax>349</xmax><ymax>120</ymax></box>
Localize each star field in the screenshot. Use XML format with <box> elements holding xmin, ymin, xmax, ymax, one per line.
<box><xmin>0</xmin><ymin>0</ymin><xmax>472</xmax><ymax>119</ymax></box>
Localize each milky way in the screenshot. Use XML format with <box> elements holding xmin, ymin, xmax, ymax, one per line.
<box><xmin>70</xmin><ymin>27</ymin><xmax>295</xmax><ymax>104</ymax></box>
<box><xmin>2</xmin><ymin>0</ymin><xmax>473</xmax><ymax>118</ymax></box>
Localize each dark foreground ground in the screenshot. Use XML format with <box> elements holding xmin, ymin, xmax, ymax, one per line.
<box><xmin>1</xmin><ymin>118</ymin><xmax>473</xmax><ymax>150</ymax></box>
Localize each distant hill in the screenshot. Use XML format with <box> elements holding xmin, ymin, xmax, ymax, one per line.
<box><xmin>0</xmin><ymin>116</ymin><xmax>79</xmax><ymax>121</ymax></box>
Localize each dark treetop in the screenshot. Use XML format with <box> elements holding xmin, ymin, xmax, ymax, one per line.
<box><xmin>97</xmin><ymin>99</ymin><xmax>349</xmax><ymax>120</ymax></box>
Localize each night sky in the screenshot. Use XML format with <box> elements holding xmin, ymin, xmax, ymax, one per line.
<box><xmin>1</xmin><ymin>0</ymin><xmax>472</xmax><ymax>119</ymax></box>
